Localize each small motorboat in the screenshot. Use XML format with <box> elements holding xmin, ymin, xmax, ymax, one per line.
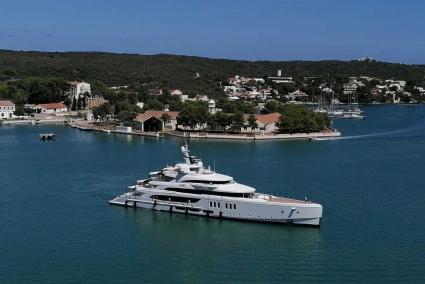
<box><xmin>40</xmin><ymin>133</ymin><xmax>55</xmax><ymax>141</ymax></box>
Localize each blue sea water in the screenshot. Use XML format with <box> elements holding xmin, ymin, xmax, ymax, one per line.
<box><xmin>0</xmin><ymin>105</ymin><xmax>424</xmax><ymax>283</ymax></box>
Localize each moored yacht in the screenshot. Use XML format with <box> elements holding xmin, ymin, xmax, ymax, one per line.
<box><xmin>109</xmin><ymin>143</ymin><xmax>323</xmax><ymax>226</ymax></box>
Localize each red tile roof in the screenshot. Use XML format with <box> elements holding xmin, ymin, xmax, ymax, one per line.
<box><xmin>244</xmin><ymin>112</ymin><xmax>281</xmax><ymax>125</ymax></box>
<box><xmin>134</xmin><ymin>110</ymin><xmax>179</xmax><ymax>123</ymax></box>
<box><xmin>0</xmin><ymin>100</ymin><xmax>15</xmax><ymax>106</ymax></box>
<box><xmin>256</xmin><ymin>113</ymin><xmax>281</xmax><ymax>124</ymax></box>
<box><xmin>36</xmin><ymin>103</ymin><xmax>67</xmax><ymax>109</ymax></box>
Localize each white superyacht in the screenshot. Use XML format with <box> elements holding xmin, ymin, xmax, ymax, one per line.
<box><xmin>110</xmin><ymin>143</ymin><xmax>323</xmax><ymax>226</ymax></box>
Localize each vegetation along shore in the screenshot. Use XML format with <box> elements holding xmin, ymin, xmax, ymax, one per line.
<box><xmin>1</xmin><ymin>50</ymin><xmax>424</xmax><ymax>139</ymax></box>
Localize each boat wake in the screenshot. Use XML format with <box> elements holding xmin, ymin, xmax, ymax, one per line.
<box><xmin>317</xmin><ymin>123</ymin><xmax>425</xmax><ymax>141</ymax></box>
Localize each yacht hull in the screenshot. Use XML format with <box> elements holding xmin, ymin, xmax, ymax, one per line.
<box><xmin>109</xmin><ymin>192</ymin><xmax>322</xmax><ymax>227</ymax></box>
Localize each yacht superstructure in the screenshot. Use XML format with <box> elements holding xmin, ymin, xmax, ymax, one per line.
<box><xmin>110</xmin><ymin>143</ymin><xmax>323</xmax><ymax>226</ymax></box>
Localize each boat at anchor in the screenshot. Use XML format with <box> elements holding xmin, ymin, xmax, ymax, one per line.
<box><xmin>109</xmin><ymin>143</ymin><xmax>323</xmax><ymax>226</ymax></box>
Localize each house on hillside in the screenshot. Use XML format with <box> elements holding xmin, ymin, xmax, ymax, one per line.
<box><xmin>33</xmin><ymin>103</ymin><xmax>68</xmax><ymax>114</ymax></box>
<box><xmin>134</xmin><ymin>110</ymin><xmax>179</xmax><ymax>132</ymax></box>
<box><xmin>286</xmin><ymin>90</ymin><xmax>308</xmax><ymax>101</ymax></box>
<box><xmin>170</xmin><ymin>89</ymin><xmax>188</xmax><ymax>102</ymax></box>
<box><xmin>0</xmin><ymin>100</ymin><xmax>15</xmax><ymax>119</ymax></box>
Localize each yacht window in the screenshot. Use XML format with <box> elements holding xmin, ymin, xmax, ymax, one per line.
<box><xmin>213</xmin><ymin>202</ymin><xmax>216</xmax><ymax>208</ymax></box>
<box><xmin>152</xmin><ymin>195</ymin><xmax>200</xmax><ymax>203</ymax></box>
<box><xmin>218</xmin><ymin>203</ymin><xmax>220</xmax><ymax>208</ymax></box>
<box><xmin>182</xmin><ymin>180</ymin><xmax>233</xmax><ymax>185</ymax></box>
<box><xmin>234</xmin><ymin>204</ymin><xmax>237</xmax><ymax>210</ymax></box>
<box><xmin>209</xmin><ymin>201</ymin><xmax>212</xmax><ymax>207</ymax></box>
<box><xmin>164</xmin><ymin>187</ymin><xmax>246</xmax><ymax>198</ymax></box>
<box><xmin>225</xmin><ymin>203</ymin><xmax>228</xmax><ymax>209</ymax></box>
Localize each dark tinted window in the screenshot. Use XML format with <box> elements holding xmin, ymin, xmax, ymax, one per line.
<box><xmin>152</xmin><ymin>195</ymin><xmax>200</xmax><ymax>203</ymax></box>
<box><xmin>164</xmin><ymin>187</ymin><xmax>245</xmax><ymax>197</ymax></box>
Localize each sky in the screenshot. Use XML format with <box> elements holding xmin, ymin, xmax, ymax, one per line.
<box><xmin>0</xmin><ymin>0</ymin><xmax>425</xmax><ymax>64</ymax></box>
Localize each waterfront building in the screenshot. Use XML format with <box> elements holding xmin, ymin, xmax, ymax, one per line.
<box><xmin>242</xmin><ymin>112</ymin><xmax>281</xmax><ymax>134</ymax></box>
<box><xmin>134</xmin><ymin>110</ymin><xmax>179</xmax><ymax>132</ymax></box>
<box><xmin>85</xmin><ymin>96</ymin><xmax>108</xmax><ymax>109</ymax></box>
<box><xmin>69</xmin><ymin>81</ymin><xmax>91</xmax><ymax>99</ymax></box>
<box><xmin>0</xmin><ymin>100</ymin><xmax>15</xmax><ymax>119</ymax></box>
<box><xmin>33</xmin><ymin>103</ymin><xmax>68</xmax><ymax>114</ymax></box>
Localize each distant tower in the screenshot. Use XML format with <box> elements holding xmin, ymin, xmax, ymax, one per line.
<box><xmin>277</xmin><ymin>70</ymin><xmax>282</xmax><ymax>77</ymax></box>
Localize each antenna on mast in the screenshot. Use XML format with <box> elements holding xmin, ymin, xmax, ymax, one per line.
<box><xmin>213</xmin><ymin>153</ymin><xmax>216</xmax><ymax>172</ymax></box>
<box><xmin>181</xmin><ymin>139</ymin><xmax>190</xmax><ymax>163</ymax></box>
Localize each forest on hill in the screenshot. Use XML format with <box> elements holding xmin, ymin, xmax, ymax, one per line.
<box><xmin>1</xmin><ymin>49</ymin><xmax>425</xmax><ymax>95</ymax></box>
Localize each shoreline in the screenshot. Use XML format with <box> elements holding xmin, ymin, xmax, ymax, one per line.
<box><xmin>70</xmin><ymin>121</ymin><xmax>341</xmax><ymax>141</ymax></box>
<box><xmin>166</xmin><ymin>130</ymin><xmax>341</xmax><ymax>140</ymax></box>
<box><xmin>1</xmin><ymin>118</ymin><xmax>341</xmax><ymax>141</ymax></box>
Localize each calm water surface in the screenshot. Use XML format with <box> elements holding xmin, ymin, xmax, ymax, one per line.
<box><xmin>1</xmin><ymin>105</ymin><xmax>424</xmax><ymax>283</ymax></box>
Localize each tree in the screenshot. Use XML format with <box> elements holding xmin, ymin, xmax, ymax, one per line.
<box><xmin>177</xmin><ymin>102</ymin><xmax>208</xmax><ymax>129</ymax></box>
<box><xmin>145</xmin><ymin>98</ymin><xmax>164</xmax><ymax>110</ymax></box>
<box><xmin>77</xmin><ymin>95</ymin><xmax>83</xmax><ymax>110</ymax></box>
<box><xmin>92</xmin><ymin>102</ymin><xmax>113</xmax><ymax>121</ymax></box>
<box><xmin>63</xmin><ymin>97</ymin><xmax>71</xmax><ymax>108</ymax></box>
<box><xmin>3</xmin><ymin>68</ymin><xmax>17</xmax><ymax>78</ymax></box>
<box><xmin>161</xmin><ymin>113</ymin><xmax>171</xmax><ymax>124</ymax></box>
<box><xmin>215</xmin><ymin>112</ymin><xmax>230</xmax><ymax>132</ymax></box>
<box><xmin>117</xmin><ymin>110</ymin><xmax>137</xmax><ymax>122</ymax></box>
<box><xmin>207</xmin><ymin>113</ymin><xmax>219</xmax><ymax>131</ymax></box>
<box><xmin>264</xmin><ymin>100</ymin><xmax>281</xmax><ymax>113</ymax></box>
<box><xmin>71</xmin><ymin>97</ymin><xmax>77</xmax><ymax>111</ymax></box>
<box><xmin>169</xmin><ymin>98</ymin><xmax>183</xmax><ymax>111</ymax></box>
<box><xmin>14</xmin><ymin>105</ymin><xmax>25</xmax><ymax>116</ymax></box>
<box><xmin>277</xmin><ymin>105</ymin><xmax>329</xmax><ymax>134</ymax></box>
<box><xmin>230</xmin><ymin>111</ymin><xmax>244</xmax><ymax>132</ymax></box>
<box><xmin>247</xmin><ymin>114</ymin><xmax>258</xmax><ymax>131</ymax></box>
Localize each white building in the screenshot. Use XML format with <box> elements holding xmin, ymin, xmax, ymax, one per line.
<box><xmin>170</xmin><ymin>89</ymin><xmax>188</xmax><ymax>102</ymax></box>
<box><xmin>253</xmin><ymin>78</ymin><xmax>265</xmax><ymax>83</ymax></box>
<box><xmin>208</xmin><ymin>99</ymin><xmax>217</xmax><ymax>114</ymax></box>
<box><xmin>170</xmin><ymin>89</ymin><xmax>183</xmax><ymax>96</ymax></box>
<box><xmin>343</xmin><ymin>83</ymin><xmax>357</xmax><ymax>94</ymax></box>
<box><xmin>33</xmin><ymin>103</ymin><xmax>68</xmax><ymax>114</ymax></box>
<box><xmin>286</xmin><ymin>90</ymin><xmax>308</xmax><ymax>101</ymax></box>
<box><xmin>268</xmin><ymin>76</ymin><xmax>294</xmax><ymax>84</ymax></box>
<box><xmin>69</xmin><ymin>81</ymin><xmax>91</xmax><ymax>99</ymax></box>
<box><xmin>116</xmin><ymin>125</ymin><xmax>133</xmax><ymax>133</ymax></box>
<box><xmin>0</xmin><ymin>100</ymin><xmax>15</xmax><ymax>119</ymax></box>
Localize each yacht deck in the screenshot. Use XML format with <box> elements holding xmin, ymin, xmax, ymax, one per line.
<box><xmin>267</xmin><ymin>196</ymin><xmax>308</xmax><ymax>204</ymax></box>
